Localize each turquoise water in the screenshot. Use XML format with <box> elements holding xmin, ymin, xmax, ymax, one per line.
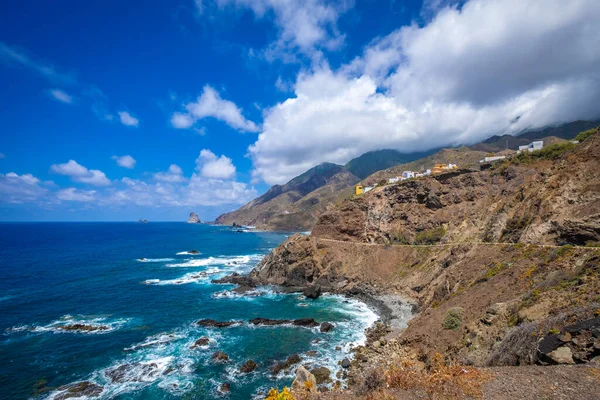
<box><xmin>0</xmin><ymin>223</ymin><xmax>377</xmax><ymax>399</ymax></box>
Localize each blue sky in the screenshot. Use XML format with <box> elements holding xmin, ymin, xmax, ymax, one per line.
<box><xmin>1</xmin><ymin>0</ymin><xmax>599</xmax><ymax>221</ymax></box>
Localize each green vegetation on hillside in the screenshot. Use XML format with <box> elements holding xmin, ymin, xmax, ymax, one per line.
<box><xmin>345</xmin><ymin>149</ymin><xmax>435</xmax><ymax>179</ymax></box>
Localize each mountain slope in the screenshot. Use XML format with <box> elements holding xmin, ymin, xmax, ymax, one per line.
<box><xmin>251</xmin><ymin>129</ymin><xmax>600</xmax><ymax>387</ymax></box>
<box><xmin>345</xmin><ymin>149</ymin><xmax>436</xmax><ymax>179</ymax></box>
<box><xmin>214</xmin><ymin>163</ymin><xmax>360</xmax><ymax>230</ymax></box>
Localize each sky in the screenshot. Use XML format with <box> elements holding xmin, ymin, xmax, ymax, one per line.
<box><xmin>1</xmin><ymin>0</ymin><xmax>599</xmax><ymax>221</ymax></box>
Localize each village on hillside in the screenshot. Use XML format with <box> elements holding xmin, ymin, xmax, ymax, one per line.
<box><xmin>355</xmin><ymin>139</ymin><xmax>550</xmax><ymax>195</ymax></box>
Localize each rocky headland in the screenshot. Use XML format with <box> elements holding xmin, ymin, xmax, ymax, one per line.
<box><xmin>219</xmin><ymin>129</ymin><xmax>600</xmax><ymax>398</ymax></box>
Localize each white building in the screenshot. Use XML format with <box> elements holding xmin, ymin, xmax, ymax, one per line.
<box><xmin>480</xmin><ymin>156</ymin><xmax>507</xmax><ymax>163</ymax></box>
<box><xmin>402</xmin><ymin>171</ymin><xmax>415</xmax><ymax>179</ymax></box>
<box><xmin>517</xmin><ymin>141</ymin><xmax>544</xmax><ymax>154</ymax></box>
<box><xmin>364</xmin><ymin>186</ymin><xmax>375</xmax><ymax>193</ymax></box>
<box><xmin>388</xmin><ymin>177</ymin><xmax>400</xmax><ymax>184</ymax></box>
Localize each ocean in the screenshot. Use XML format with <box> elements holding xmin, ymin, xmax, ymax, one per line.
<box><xmin>0</xmin><ymin>223</ymin><xmax>378</xmax><ymax>399</ymax></box>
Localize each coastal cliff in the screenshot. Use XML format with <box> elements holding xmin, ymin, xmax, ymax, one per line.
<box><xmin>249</xmin><ymin>129</ymin><xmax>600</xmax><ymax>397</ymax></box>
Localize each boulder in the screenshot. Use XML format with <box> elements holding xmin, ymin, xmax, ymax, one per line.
<box><xmin>240</xmin><ymin>360</ymin><xmax>257</xmax><ymax>373</ymax></box>
<box><xmin>320</xmin><ymin>322</ymin><xmax>334</xmax><ymax>333</ymax></box>
<box><xmin>211</xmin><ymin>351</ymin><xmax>229</xmax><ymax>363</ymax></box>
<box><xmin>341</xmin><ymin>358</ymin><xmax>351</xmax><ymax>368</ymax></box>
<box><xmin>303</xmin><ymin>284</ymin><xmax>322</xmax><ymax>299</ymax></box>
<box><xmin>190</xmin><ymin>336</ymin><xmax>210</xmax><ymax>349</ymax></box>
<box><xmin>105</xmin><ymin>363</ymin><xmax>161</xmax><ymax>383</ymax></box>
<box><xmin>293</xmin><ymin>318</ymin><xmax>319</xmax><ymax>327</ymax></box>
<box><xmin>55</xmin><ymin>382</ymin><xmax>103</xmax><ymax>399</ymax></box>
<box><xmin>310</xmin><ymin>366</ymin><xmax>332</xmax><ymax>384</ymax></box>
<box><xmin>219</xmin><ymin>382</ymin><xmax>230</xmax><ymax>393</ymax></box>
<box><xmin>188</xmin><ymin>250</ymin><xmax>200</xmax><ymax>254</ymax></box>
<box><xmin>291</xmin><ymin>366</ymin><xmax>317</xmax><ymax>393</ymax></box>
<box><xmin>248</xmin><ymin>318</ymin><xmax>319</xmax><ymax>327</ymax></box>
<box><xmin>197</xmin><ymin>319</ymin><xmax>241</xmax><ymax>328</ymax></box>
<box><xmin>547</xmin><ymin>346</ymin><xmax>575</xmax><ymax>364</ymax></box>
<box><xmin>271</xmin><ymin>354</ymin><xmax>302</xmax><ymax>375</ymax></box>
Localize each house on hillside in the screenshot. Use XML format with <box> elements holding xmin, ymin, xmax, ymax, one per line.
<box><xmin>517</xmin><ymin>141</ymin><xmax>543</xmax><ymax>154</ymax></box>
<box><xmin>402</xmin><ymin>171</ymin><xmax>415</xmax><ymax>179</ymax></box>
<box><xmin>388</xmin><ymin>177</ymin><xmax>400</xmax><ymax>184</ymax></box>
<box><xmin>480</xmin><ymin>155</ymin><xmax>507</xmax><ymax>163</ymax></box>
<box><xmin>355</xmin><ymin>185</ymin><xmax>364</xmax><ymax>195</ymax></box>
<box><xmin>432</xmin><ymin>164</ymin><xmax>458</xmax><ymax>174</ymax></box>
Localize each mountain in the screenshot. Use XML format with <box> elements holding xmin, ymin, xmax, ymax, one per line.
<box><xmin>472</xmin><ymin>120</ymin><xmax>600</xmax><ymax>152</ymax></box>
<box><xmin>217</xmin><ymin>121</ymin><xmax>599</xmax><ymax>232</ymax></box>
<box><xmin>344</xmin><ymin>149</ymin><xmax>436</xmax><ymax>179</ymax></box>
<box><xmin>215</xmin><ymin>163</ymin><xmax>360</xmax><ymax>231</ymax></box>
<box><xmin>250</xmin><ymin>129</ymin><xmax>600</xmax><ymax>397</ymax></box>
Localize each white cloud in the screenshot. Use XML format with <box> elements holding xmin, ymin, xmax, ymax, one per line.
<box><xmin>203</xmin><ymin>0</ymin><xmax>352</xmax><ymax>60</ymax></box>
<box><xmin>154</xmin><ymin>164</ymin><xmax>185</xmax><ymax>183</ymax></box>
<box><xmin>249</xmin><ymin>0</ymin><xmax>600</xmax><ymax>184</ymax></box>
<box><xmin>118</xmin><ymin>111</ymin><xmax>139</xmax><ymax>127</ymax></box>
<box><xmin>50</xmin><ymin>89</ymin><xmax>73</xmax><ymax>104</ymax></box>
<box><xmin>0</xmin><ymin>172</ymin><xmax>47</xmax><ymax>203</ymax></box>
<box><xmin>112</xmin><ymin>155</ymin><xmax>136</xmax><ymax>169</ymax></box>
<box><xmin>50</xmin><ymin>160</ymin><xmax>111</xmax><ymax>186</ymax></box>
<box><xmin>171</xmin><ymin>85</ymin><xmax>259</xmax><ymax>132</ymax></box>
<box><xmin>196</xmin><ymin>149</ymin><xmax>236</xmax><ymax>179</ymax></box>
<box><xmin>56</xmin><ymin>188</ymin><xmax>96</xmax><ymax>202</ymax></box>
<box><xmin>275</xmin><ymin>76</ymin><xmax>293</xmax><ymax>92</ymax></box>
<box><xmin>171</xmin><ymin>112</ymin><xmax>195</xmax><ymax>129</ymax></box>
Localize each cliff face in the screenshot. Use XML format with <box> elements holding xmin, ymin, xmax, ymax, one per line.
<box><xmin>313</xmin><ymin>135</ymin><xmax>600</xmax><ymax>246</ymax></box>
<box><xmin>251</xmin><ymin>131</ymin><xmax>600</xmax><ymax>369</ymax></box>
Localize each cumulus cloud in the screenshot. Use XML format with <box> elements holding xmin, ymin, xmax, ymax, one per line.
<box><xmin>112</xmin><ymin>155</ymin><xmax>136</xmax><ymax>169</ymax></box>
<box><xmin>0</xmin><ymin>172</ymin><xmax>47</xmax><ymax>203</ymax></box>
<box><xmin>154</xmin><ymin>164</ymin><xmax>185</xmax><ymax>183</ymax></box>
<box><xmin>50</xmin><ymin>89</ymin><xmax>73</xmax><ymax>104</ymax></box>
<box><xmin>118</xmin><ymin>111</ymin><xmax>139</xmax><ymax>127</ymax></box>
<box><xmin>50</xmin><ymin>160</ymin><xmax>111</xmax><ymax>186</ymax></box>
<box><xmin>196</xmin><ymin>149</ymin><xmax>236</xmax><ymax>179</ymax></box>
<box><xmin>249</xmin><ymin>0</ymin><xmax>600</xmax><ymax>184</ymax></box>
<box><xmin>56</xmin><ymin>188</ymin><xmax>96</xmax><ymax>202</ymax></box>
<box><xmin>171</xmin><ymin>85</ymin><xmax>259</xmax><ymax>132</ymax></box>
<box><xmin>200</xmin><ymin>0</ymin><xmax>351</xmax><ymax>60</ymax></box>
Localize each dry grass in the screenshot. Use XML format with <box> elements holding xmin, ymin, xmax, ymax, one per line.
<box><xmin>385</xmin><ymin>354</ymin><xmax>490</xmax><ymax>399</ymax></box>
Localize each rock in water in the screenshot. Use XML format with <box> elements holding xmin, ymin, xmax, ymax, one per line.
<box><xmin>303</xmin><ymin>284</ymin><xmax>322</xmax><ymax>299</ymax></box>
<box><xmin>341</xmin><ymin>358</ymin><xmax>351</xmax><ymax>368</ymax></box>
<box><xmin>187</xmin><ymin>212</ymin><xmax>201</xmax><ymax>223</ymax></box>
<box><xmin>219</xmin><ymin>382</ymin><xmax>230</xmax><ymax>393</ymax></box>
<box><xmin>211</xmin><ymin>351</ymin><xmax>229</xmax><ymax>362</ymax></box>
<box><xmin>55</xmin><ymin>382</ymin><xmax>103</xmax><ymax>399</ymax></box>
<box><xmin>240</xmin><ymin>359</ymin><xmax>257</xmax><ymax>373</ymax></box>
<box><xmin>197</xmin><ymin>319</ymin><xmax>240</xmax><ymax>328</ymax></box>
<box><xmin>291</xmin><ymin>366</ymin><xmax>317</xmax><ymax>393</ymax></box>
<box><xmin>310</xmin><ymin>366</ymin><xmax>332</xmax><ymax>384</ymax></box>
<box><xmin>190</xmin><ymin>336</ymin><xmax>210</xmax><ymax>349</ymax></box>
<box><xmin>320</xmin><ymin>322</ymin><xmax>334</xmax><ymax>332</ymax></box>
<box><xmin>271</xmin><ymin>354</ymin><xmax>302</xmax><ymax>375</ymax></box>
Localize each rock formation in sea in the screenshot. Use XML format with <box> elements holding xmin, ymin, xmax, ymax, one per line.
<box><xmin>187</xmin><ymin>212</ymin><xmax>201</xmax><ymax>223</ymax></box>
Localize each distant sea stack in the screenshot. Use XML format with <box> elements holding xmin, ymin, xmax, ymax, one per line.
<box><xmin>187</xmin><ymin>212</ymin><xmax>201</xmax><ymax>224</ymax></box>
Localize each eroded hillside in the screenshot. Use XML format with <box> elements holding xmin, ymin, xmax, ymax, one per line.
<box><xmin>250</xmin><ymin>130</ymin><xmax>600</xmax><ymax>395</ymax></box>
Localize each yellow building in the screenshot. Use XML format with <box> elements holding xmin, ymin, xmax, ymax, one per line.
<box><xmin>355</xmin><ymin>185</ymin><xmax>364</xmax><ymax>195</ymax></box>
<box><xmin>431</xmin><ymin>163</ymin><xmax>447</xmax><ymax>174</ymax></box>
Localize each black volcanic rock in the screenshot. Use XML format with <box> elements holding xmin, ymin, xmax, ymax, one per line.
<box><xmin>197</xmin><ymin>319</ymin><xmax>241</xmax><ymax>328</ymax></box>
<box><xmin>303</xmin><ymin>284</ymin><xmax>322</xmax><ymax>299</ymax></box>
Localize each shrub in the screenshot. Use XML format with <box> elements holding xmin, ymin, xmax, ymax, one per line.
<box><xmin>513</xmin><ymin>142</ymin><xmax>577</xmax><ymax>164</ymax></box>
<box><xmin>442</xmin><ymin>307</ymin><xmax>463</xmax><ymax>330</ymax></box>
<box><xmin>396</xmin><ymin>231</ymin><xmax>410</xmax><ymax>245</ymax></box>
<box><xmin>265</xmin><ymin>387</ymin><xmax>294</xmax><ymax>400</ymax></box>
<box><xmin>386</xmin><ymin>354</ymin><xmax>489</xmax><ymax>399</ymax></box>
<box><xmin>574</xmin><ymin>127</ymin><xmax>599</xmax><ymax>142</ymax></box>
<box><xmin>415</xmin><ymin>226</ymin><xmax>446</xmax><ymax>245</ymax></box>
